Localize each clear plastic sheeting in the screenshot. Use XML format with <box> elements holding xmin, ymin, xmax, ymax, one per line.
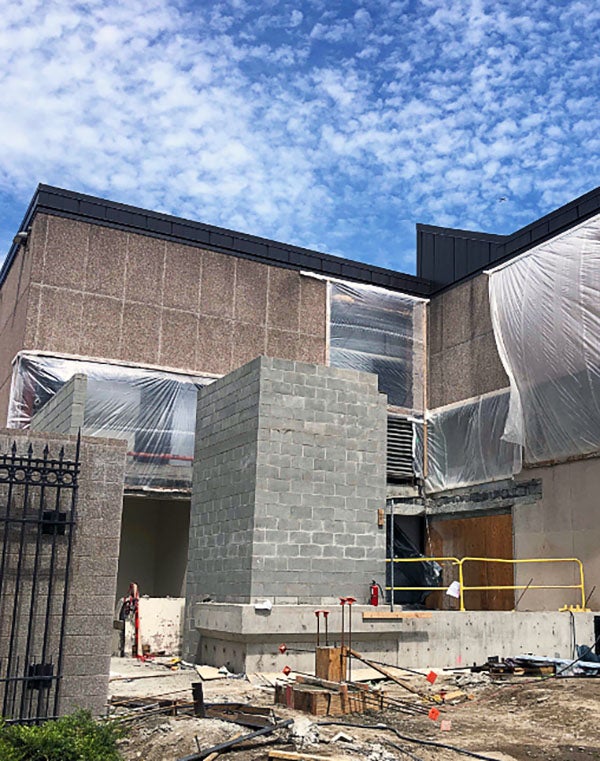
<box><xmin>386</xmin><ymin>517</ymin><xmax>442</xmax><ymax>605</ymax></box>
<box><xmin>489</xmin><ymin>216</ymin><xmax>600</xmax><ymax>464</ymax></box>
<box><xmin>8</xmin><ymin>353</ymin><xmax>214</xmax><ymax>490</ymax></box>
<box><xmin>412</xmin><ymin>417</ymin><xmax>425</xmax><ymax>480</ymax></box>
<box><xmin>425</xmin><ymin>389</ymin><xmax>521</xmax><ymax>493</ymax></box>
<box><xmin>329</xmin><ymin>281</ymin><xmax>426</xmax><ymax>410</ymax></box>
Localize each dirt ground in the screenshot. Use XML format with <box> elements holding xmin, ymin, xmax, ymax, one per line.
<box><xmin>109</xmin><ymin>657</ymin><xmax>600</xmax><ymax>761</ymax></box>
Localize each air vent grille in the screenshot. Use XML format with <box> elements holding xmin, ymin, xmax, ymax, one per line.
<box><xmin>387</xmin><ymin>416</ymin><xmax>414</xmax><ymax>481</ymax></box>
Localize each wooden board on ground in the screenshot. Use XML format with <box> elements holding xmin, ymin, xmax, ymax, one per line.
<box><xmin>248</xmin><ymin>672</ymin><xmax>296</xmax><ymax>687</ymax></box>
<box><xmin>349</xmin><ymin>667</ymin><xmax>387</xmax><ymax>682</ymax></box>
<box><xmin>195</xmin><ymin>665</ymin><xmax>227</xmax><ymax>681</ymax></box>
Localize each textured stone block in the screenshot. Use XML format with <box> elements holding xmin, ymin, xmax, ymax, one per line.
<box><xmin>126</xmin><ymin>233</ymin><xmax>166</xmax><ymax>306</ymax></box>
<box><xmin>163</xmin><ymin>242</ymin><xmax>201</xmax><ymax>311</ymax></box>
<box><xmin>87</xmin><ymin>226</ymin><xmax>128</xmax><ymax>299</ymax></box>
<box><xmin>201</xmin><ymin>251</ymin><xmax>235</xmax><ymax>317</ymax></box>
<box><xmin>234</xmin><ymin>258</ymin><xmax>269</xmax><ymax>324</ymax></box>
<box><xmin>120</xmin><ymin>302</ymin><xmax>161</xmax><ymax>365</ymax></box>
<box><xmin>267</xmin><ymin>268</ymin><xmax>300</xmax><ymax>331</ymax></box>
<box><xmin>42</xmin><ymin>216</ymin><xmax>90</xmax><ymax>291</ymax></box>
<box><xmin>35</xmin><ymin>285</ymin><xmax>84</xmax><ymax>355</ymax></box>
<box><xmin>80</xmin><ymin>293</ymin><xmax>122</xmax><ymax>360</ymax></box>
<box><xmin>160</xmin><ymin>308</ymin><xmax>198</xmax><ymax>371</ymax></box>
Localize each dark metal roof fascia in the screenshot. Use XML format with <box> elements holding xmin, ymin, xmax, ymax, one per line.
<box><xmin>418</xmin><ymin>184</ymin><xmax>600</xmax><ymax>294</ymax></box>
<box><xmin>0</xmin><ymin>184</ymin><xmax>432</xmax><ymax>297</ymax></box>
<box><xmin>0</xmin><ymin>188</ymin><xmax>42</xmax><ymax>288</ymax></box>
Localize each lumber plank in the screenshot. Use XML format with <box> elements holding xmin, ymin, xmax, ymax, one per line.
<box><xmin>348</xmin><ymin>649</ymin><xmax>421</xmax><ymax>695</ymax></box>
<box><xmin>295</xmin><ymin>674</ymin><xmax>343</xmax><ymax>692</ymax></box>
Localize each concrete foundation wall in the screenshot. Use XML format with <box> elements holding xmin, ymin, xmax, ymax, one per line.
<box><xmin>0</xmin><ymin>429</ymin><xmax>126</xmax><ymax>716</ymax></box>
<box><xmin>514</xmin><ymin>457</ymin><xmax>600</xmax><ymax>611</ymax></box>
<box><xmin>194</xmin><ymin>603</ymin><xmax>594</xmax><ymax>674</ymax></box>
<box><xmin>185</xmin><ymin>357</ymin><xmax>388</xmax><ymax>660</ymax></box>
<box><xmin>428</xmin><ymin>274</ymin><xmax>508</xmax><ymax>408</ymax></box>
<box><xmin>30</xmin><ymin>373</ymin><xmax>87</xmax><ymax>435</ymax></box>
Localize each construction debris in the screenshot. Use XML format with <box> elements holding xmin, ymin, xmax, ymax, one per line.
<box><xmin>274</xmin><ymin>675</ymin><xmax>387</xmax><ymax>716</ymax></box>
<box><xmin>194</xmin><ymin>666</ymin><xmax>228</xmax><ymax>682</ymax></box>
<box><xmin>204</xmin><ymin>702</ymin><xmax>276</xmax><ymax>729</ymax></box>
<box><xmin>268</xmin><ymin>752</ymin><xmax>346</xmax><ymax>761</ymax></box>
<box><xmin>289</xmin><ymin>716</ymin><xmax>320</xmax><ymax>748</ymax></box>
<box><xmin>176</xmin><ymin>718</ymin><xmax>294</xmax><ymax>761</ymax></box>
<box><xmin>467</xmin><ymin>653</ymin><xmax>600</xmax><ymax>678</ymax></box>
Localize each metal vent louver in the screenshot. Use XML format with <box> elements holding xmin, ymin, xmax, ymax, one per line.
<box><xmin>387</xmin><ymin>415</ymin><xmax>414</xmax><ymax>481</ymax></box>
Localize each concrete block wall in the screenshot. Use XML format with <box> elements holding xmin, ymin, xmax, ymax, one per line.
<box><xmin>184</xmin><ymin>360</ymin><xmax>262</xmax><ymax>657</ymax></box>
<box><xmin>0</xmin><ymin>429</ymin><xmax>126</xmax><ymax>717</ymax></box>
<box><xmin>252</xmin><ymin>358</ymin><xmax>388</xmax><ymax>601</ymax></box>
<box><xmin>30</xmin><ymin>373</ymin><xmax>87</xmax><ymax>435</ymax></box>
<box><xmin>185</xmin><ymin>357</ymin><xmax>388</xmax><ymax>660</ymax></box>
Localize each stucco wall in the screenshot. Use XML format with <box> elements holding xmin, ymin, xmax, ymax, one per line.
<box><xmin>513</xmin><ymin>457</ymin><xmax>600</xmax><ymax>611</ymax></box>
<box><xmin>428</xmin><ymin>273</ymin><xmax>508</xmax><ymax>408</ymax></box>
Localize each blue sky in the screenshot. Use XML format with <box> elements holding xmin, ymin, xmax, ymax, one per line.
<box><xmin>1</xmin><ymin>0</ymin><xmax>599</xmax><ymax>274</ymax></box>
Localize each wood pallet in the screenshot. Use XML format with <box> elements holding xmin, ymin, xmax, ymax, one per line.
<box><xmin>274</xmin><ymin>679</ymin><xmax>385</xmax><ymax>716</ymax></box>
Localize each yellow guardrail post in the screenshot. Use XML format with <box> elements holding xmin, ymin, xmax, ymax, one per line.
<box><xmin>385</xmin><ymin>556</ymin><xmax>586</xmax><ymax>611</ymax></box>
<box><xmin>458</xmin><ymin>558</ymin><xmax>465</xmax><ymax>612</ymax></box>
<box><xmin>458</xmin><ymin>557</ymin><xmax>586</xmax><ymax>611</ymax></box>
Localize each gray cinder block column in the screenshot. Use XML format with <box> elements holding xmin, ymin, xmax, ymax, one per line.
<box><xmin>184</xmin><ymin>357</ymin><xmax>387</xmax><ymax>661</ymax></box>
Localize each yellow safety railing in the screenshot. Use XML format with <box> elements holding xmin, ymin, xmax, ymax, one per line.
<box><xmin>457</xmin><ymin>557</ymin><xmax>586</xmax><ymax>612</ymax></box>
<box><xmin>385</xmin><ymin>556</ymin><xmax>586</xmax><ymax>612</ymax></box>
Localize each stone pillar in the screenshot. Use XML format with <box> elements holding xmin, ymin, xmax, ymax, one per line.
<box><xmin>0</xmin><ymin>429</ymin><xmax>126</xmax><ymax>717</ymax></box>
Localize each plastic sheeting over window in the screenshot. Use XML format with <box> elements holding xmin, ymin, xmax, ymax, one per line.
<box><xmin>489</xmin><ymin>216</ymin><xmax>600</xmax><ymax>464</ymax></box>
<box><xmin>329</xmin><ymin>282</ymin><xmax>426</xmax><ymax>410</ymax></box>
<box><xmin>8</xmin><ymin>353</ymin><xmax>214</xmax><ymax>490</ymax></box>
<box><xmin>425</xmin><ymin>389</ymin><xmax>521</xmax><ymax>493</ymax></box>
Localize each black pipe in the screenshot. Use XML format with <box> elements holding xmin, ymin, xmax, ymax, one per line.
<box><xmin>177</xmin><ymin>718</ymin><xmax>294</xmax><ymax>761</ymax></box>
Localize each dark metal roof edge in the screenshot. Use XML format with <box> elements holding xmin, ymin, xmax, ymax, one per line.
<box><xmin>0</xmin><ymin>185</ymin><xmax>42</xmax><ymax>288</ymax></box>
<box><xmin>416</xmin><ymin>223</ymin><xmax>506</xmax><ymax>242</ymax></box>
<box><xmin>421</xmin><ymin>184</ymin><xmax>600</xmax><ymax>294</ymax></box>
<box><xmin>1</xmin><ymin>184</ymin><xmax>431</xmax><ymax>297</ymax></box>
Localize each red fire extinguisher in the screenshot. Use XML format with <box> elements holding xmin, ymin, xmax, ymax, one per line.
<box><xmin>369</xmin><ymin>580</ymin><xmax>381</xmax><ymax>606</ymax></box>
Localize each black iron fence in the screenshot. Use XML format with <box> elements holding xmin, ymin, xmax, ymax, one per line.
<box><xmin>0</xmin><ymin>437</ymin><xmax>80</xmax><ymax>723</ymax></box>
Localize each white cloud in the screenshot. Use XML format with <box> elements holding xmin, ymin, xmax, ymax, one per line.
<box><xmin>0</xmin><ymin>0</ymin><xmax>599</xmax><ymax>274</ymax></box>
